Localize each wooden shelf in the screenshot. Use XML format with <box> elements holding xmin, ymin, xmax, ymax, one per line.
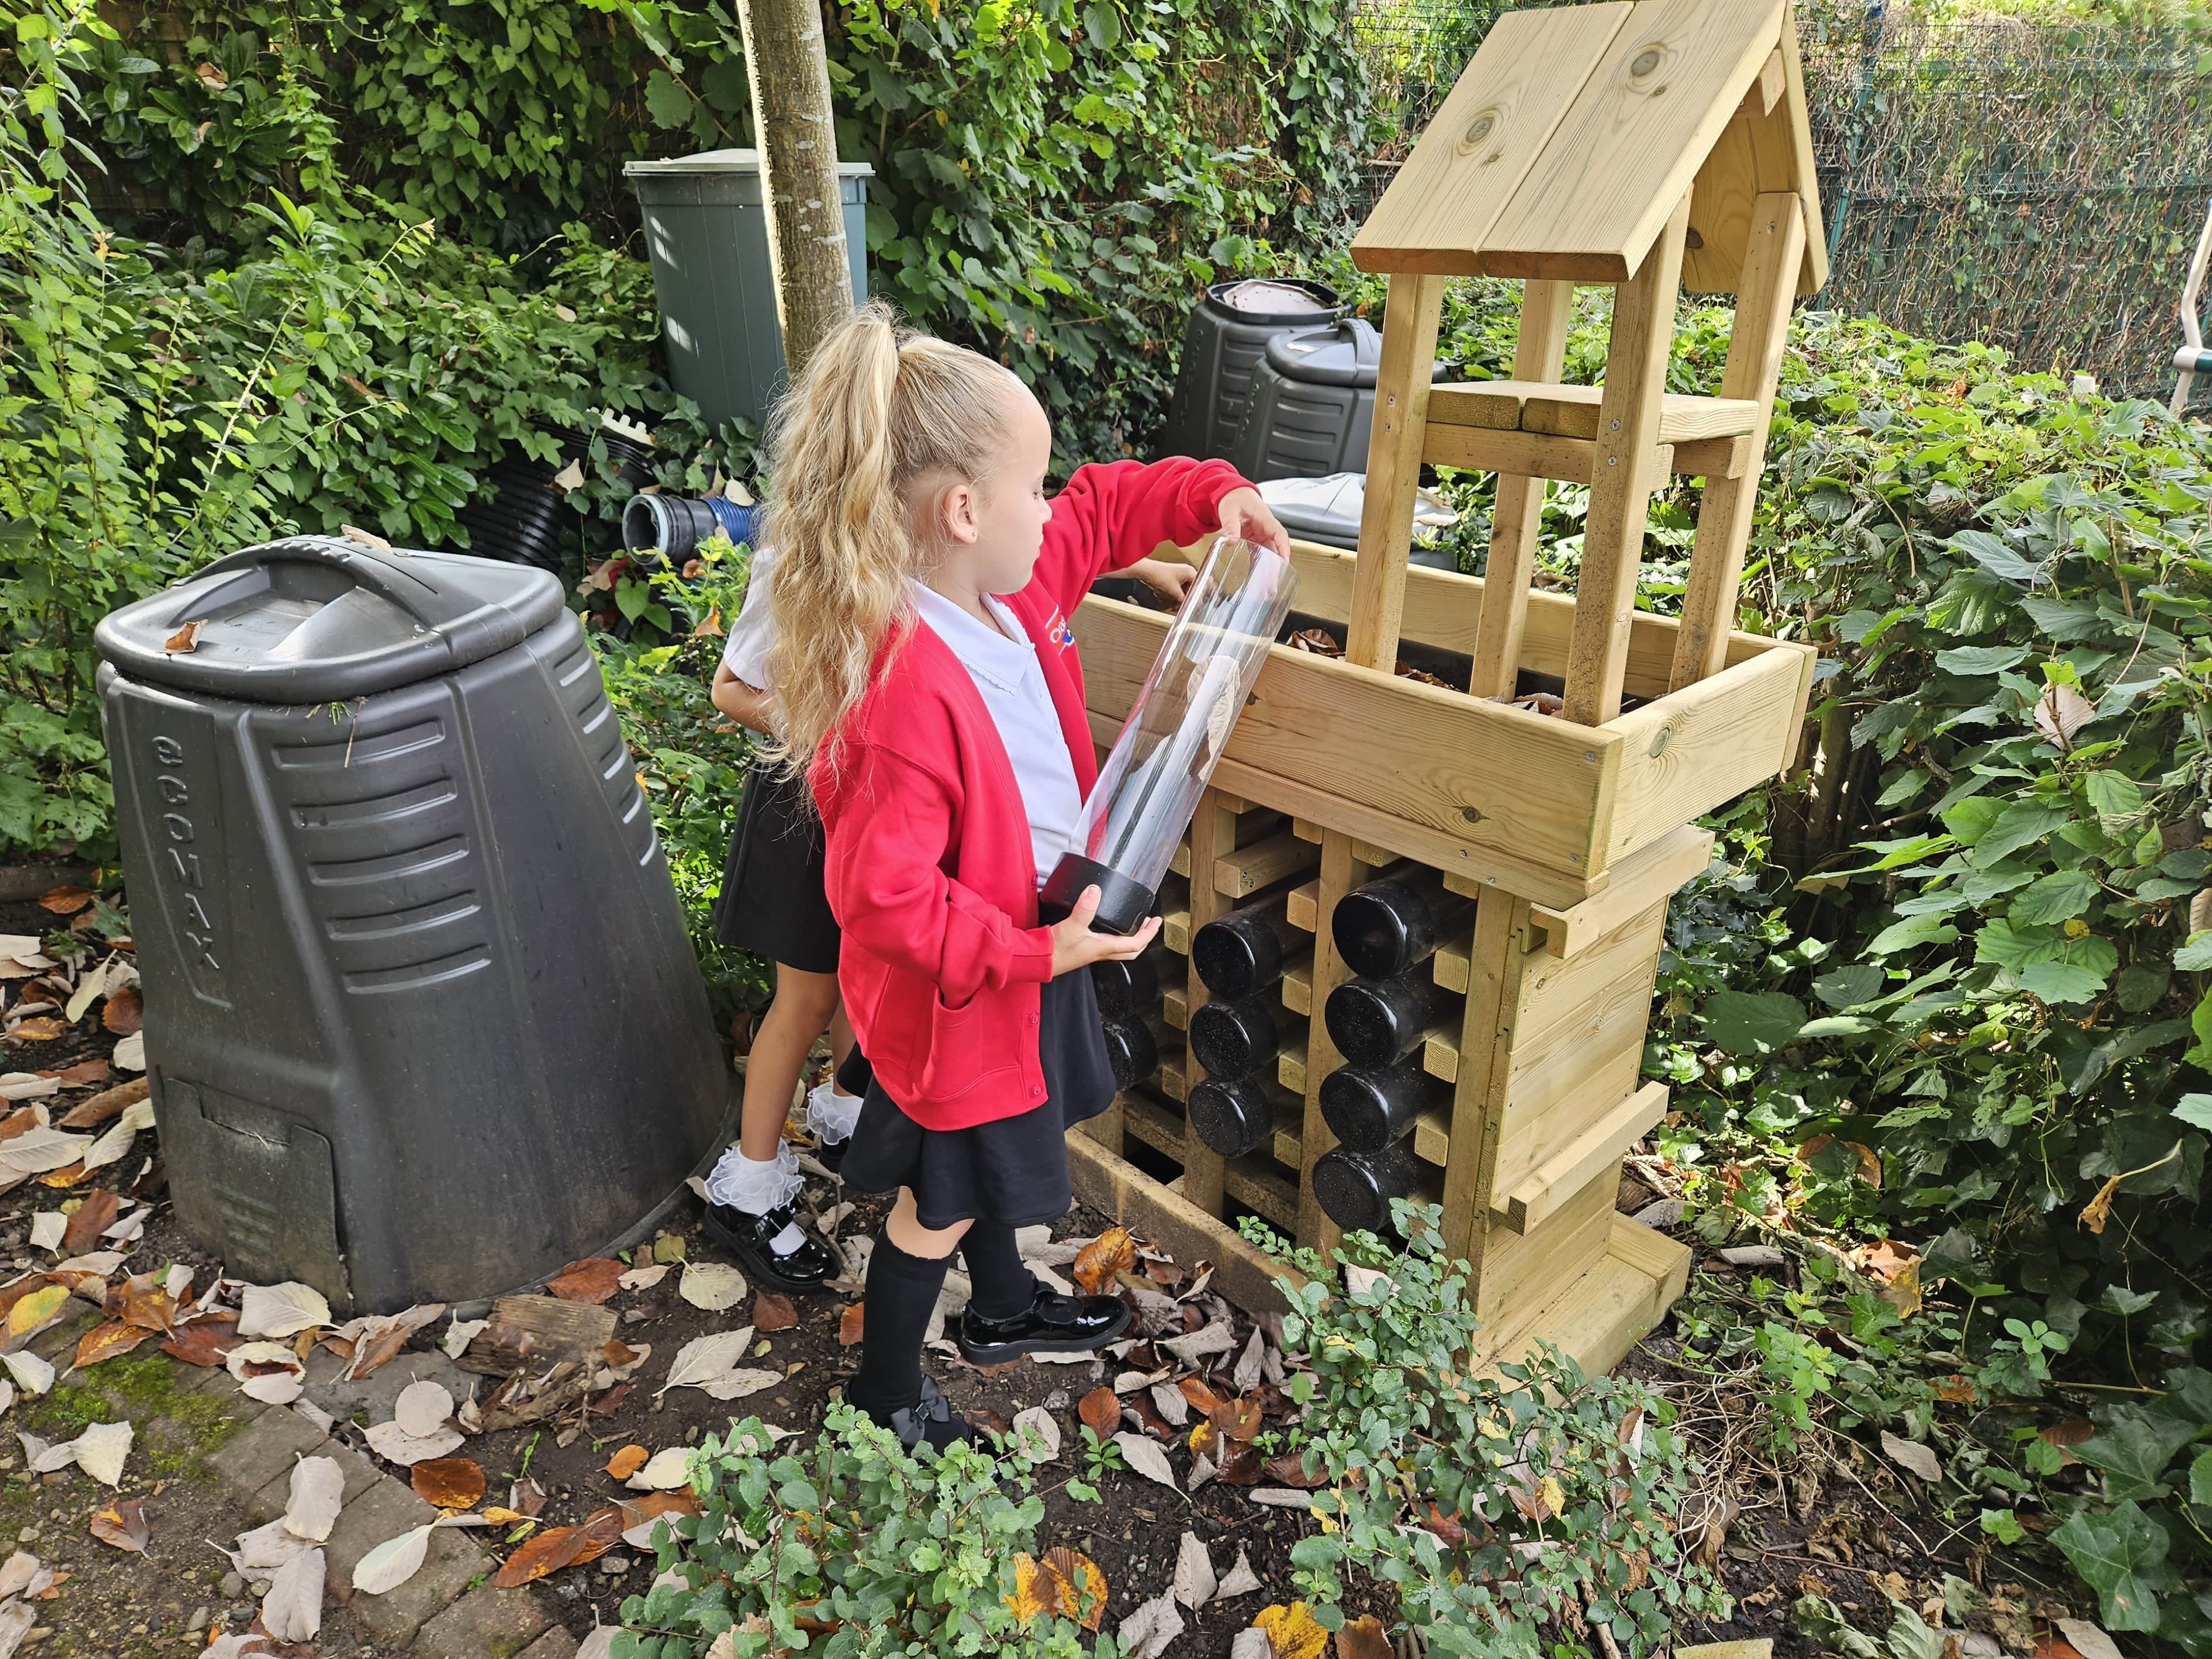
<box><xmin>1430</xmin><ymin>380</ymin><xmax>1759</xmax><ymax>444</ymax></box>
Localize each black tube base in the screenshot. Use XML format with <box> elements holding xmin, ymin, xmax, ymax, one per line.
<box><xmin>1192</xmin><ymin>899</ymin><xmax>1303</xmax><ymax>1000</ymax></box>
<box><xmin>1313</xmin><ymin>1142</ymin><xmax>1421</xmax><ymax>1235</ymax></box>
<box><xmin>1100</xmin><ymin>1010</ymin><xmax>1161</xmax><ymax>1091</ymax></box>
<box><xmin>1318</xmin><ymin>1055</ymin><xmax>1427</xmax><ymax>1153</ymax></box>
<box><xmin>1091</xmin><ymin>947</ymin><xmax>1164</xmax><ymax>1016</ymax></box>
<box><xmin>1188</xmin><ymin>1074</ymin><xmax>1277</xmax><ymax>1158</ymax></box>
<box><xmin>1331</xmin><ymin>869</ymin><xmax>1475</xmax><ymax>980</ymax></box>
<box><xmin>1188</xmin><ymin>992</ymin><xmax>1291</xmax><ymax>1080</ymax></box>
<box><xmin>1044</xmin><ymin>853</ymin><xmax>1157</xmax><ymax>937</ymax></box>
<box><xmin>1324</xmin><ymin>974</ymin><xmax>1453</xmax><ymax>1070</ymax></box>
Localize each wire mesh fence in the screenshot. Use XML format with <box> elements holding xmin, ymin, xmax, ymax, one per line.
<box><xmin>1346</xmin><ymin>0</ymin><xmax>2212</xmax><ymax>407</ymax></box>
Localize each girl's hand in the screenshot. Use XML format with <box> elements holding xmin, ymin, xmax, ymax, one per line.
<box><xmin>1129</xmin><ymin>556</ymin><xmax>1198</xmax><ymax>609</ymax></box>
<box><xmin>1050</xmin><ymin>886</ymin><xmax>1161</xmax><ymax>976</ymax></box>
<box><xmin>1214</xmin><ymin>486</ymin><xmax>1292</xmax><ymax>558</ymax></box>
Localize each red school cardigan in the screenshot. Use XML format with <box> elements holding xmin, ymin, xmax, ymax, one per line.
<box><xmin>813</xmin><ymin>455</ymin><xmax>1253</xmax><ymax>1131</ymax></box>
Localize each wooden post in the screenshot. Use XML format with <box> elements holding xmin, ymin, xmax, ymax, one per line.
<box><xmin>1295</xmin><ymin>835</ymin><xmax>1373</xmax><ymax>1253</ymax></box>
<box><xmin>1561</xmin><ymin>192</ymin><xmax>1693</xmax><ymax>728</ymax></box>
<box><xmin>1668</xmin><ymin>191</ymin><xmax>1808</xmax><ymax>690</ymax></box>
<box><xmin>1345</xmin><ymin>274</ymin><xmax>1448</xmax><ymax>673</ymax></box>
<box><xmin>1468</xmin><ymin>279</ymin><xmax>1575</xmax><ymax>701</ymax></box>
<box><xmin>731</xmin><ymin>0</ymin><xmax>853</xmax><ymax>374</ymax></box>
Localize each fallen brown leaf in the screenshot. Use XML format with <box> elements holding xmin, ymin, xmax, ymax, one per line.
<box><xmin>545</xmin><ymin>1258</ymin><xmax>624</xmax><ymax>1305</ymax></box>
<box><xmin>1258</xmin><ymin>1602</ymin><xmax>1330</xmax><ymax>1659</ymax></box>
<box><xmin>412</xmin><ymin>1456</ymin><xmax>487</xmax><ymax>1511</ymax></box>
<box><xmin>1077</xmin><ymin>1386</ymin><xmax>1121</xmax><ymax>1437</ymax></box>
<box><xmin>55</xmin><ymin>1060</ymin><xmax>108</xmax><ymax>1086</ymax></box>
<box><xmin>37</xmin><ymin>886</ymin><xmax>91</xmax><ymax>915</ymax></box>
<box><xmin>101</xmin><ymin>988</ymin><xmax>142</xmax><ymax>1036</ymax></box>
<box><xmin>163</xmin><ymin>620</ymin><xmax>205</xmax><ymax>654</ymax></box>
<box><xmin>617</xmin><ymin>1491</ymin><xmax>701</xmax><ymax>1535</ymax></box>
<box><xmin>108</xmin><ymin>1273</ymin><xmax>178</xmax><ymax>1333</ymax></box>
<box><xmin>604</xmin><ymin>1444</ymin><xmax>650</xmax><ymax>1480</ymax></box>
<box><xmin>74</xmin><ymin>1319</ymin><xmax>153</xmax><ymax>1369</ymax></box>
<box><xmin>161</xmin><ymin>1312</ymin><xmax>241</xmax><ymax>1367</ymax></box>
<box><xmin>838</xmin><ymin>1302</ymin><xmax>865</xmax><ymax>1347</ymax></box>
<box><xmin>88</xmin><ymin>1499</ymin><xmax>148</xmax><ymax>1552</ymax></box>
<box><xmin>1007</xmin><ymin>1547</ymin><xmax>1109</xmax><ymax>1631</ymax></box>
<box><xmin>60</xmin><ymin>1190</ymin><xmax>121</xmax><ymax>1256</ymax></box>
<box><xmin>1335</xmin><ymin>1615</ymin><xmax>1391</xmax><ymax>1659</ymax></box>
<box><xmin>1214</xmin><ymin>1439</ymin><xmax>1263</xmax><ymax>1485</ymax></box>
<box><xmin>0</xmin><ymin>1108</ymin><xmax>35</xmax><ymax>1142</ymax></box>
<box><xmin>587</xmin><ymin>1382</ymin><xmax>632</xmax><ymax>1416</ymax></box>
<box><xmin>36</xmin><ymin>1161</ymin><xmax>88</xmax><ymax>1187</ymax></box>
<box><xmin>59</xmin><ymin>1078</ymin><xmax>148</xmax><ymax>1130</ymax></box>
<box><xmin>1178</xmin><ymin>1376</ymin><xmax>1228</xmax><ymax>1416</ymax></box>
<box><xmin>494</xmin><ymin>1507</ymin><xmax>622</xmax><ymax>1588</ymax></box>
<box><xmin>751</xmin><ymin>1291</ymin><xmax>798</xmax><ymax>1332</ymax></box>
<box><xmin>1072</xmin><ymin>1228</ymin><xmax>1137</xmax><ymax>1295</ymax></box>
<box><xmin>1213</xmin><ymin>1396</ymin><xmax>1266</xmax><ymax>1443</ymax></box>
<box><xmin>8</xmin><ymin>1019</ymin><xmax>64</xmax><ymax>1041</ymax></box>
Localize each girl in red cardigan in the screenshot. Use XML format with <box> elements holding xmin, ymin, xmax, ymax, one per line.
<box><xmin>760</xmin><ymin>304</ymin><xmax>1287</xmax><ymax>1451</ymax></box>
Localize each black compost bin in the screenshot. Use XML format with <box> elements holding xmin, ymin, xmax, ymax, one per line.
<box><xmin>1159</xmin><ymin>279</ymin><xmax>1343</xmax><ymax>462</ymax></box>
<box><xmin>94</xmin><ymin>538</ymin><xmax>730</xmax><ymax>1313</ymax></box>
<box><xmin>1227</xmin><ymin>320</ymin><xmax>1447</xmax><ymax>484</ymax></box>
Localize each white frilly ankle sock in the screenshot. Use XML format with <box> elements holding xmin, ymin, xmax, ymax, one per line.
<box><xmin>806</xmin><ymin>1081</ymin><xmax>861</xmax><ymax>1145</ymax></box>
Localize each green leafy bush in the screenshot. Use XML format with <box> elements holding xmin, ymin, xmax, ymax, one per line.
<box><xmin>614</xmin><ymin>1407</ymin><xmax>1120</xmax><ymax>1659</ymax></box>
<box><xmin>1243</xmin><ymin>1203</ymin><xmax>1729</xmax><ymax>1658</ymax></box>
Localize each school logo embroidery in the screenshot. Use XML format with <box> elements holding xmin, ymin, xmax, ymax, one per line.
<box><xmin>1044</xmin><ymin>609</ymin><xmax>1076</xmax><ymax>651</ymax></box>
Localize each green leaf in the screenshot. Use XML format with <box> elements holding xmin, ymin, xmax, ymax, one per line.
<box><xmin>2048</xmin><ymin>1500</ymin><xmax>2174</xmax><ymax>1630</ymax></box>
<box><xmin>1974</xmin><ymin>800</ymin><xmax>2074</xmax><ymax>866</ymax></box>
<box><xmin>2117</xmin><ymin>963</ymin><xmax>2171</xmax><ymax>1013</ymax></box>
<box><xmin>1867</xmin><ymin>912</ymin><xmax>1959</xmax><ymax>956</ymax></box>
<box><xmin>1083</xmin><ymin>2</ymin><xmax>1122</xmax><ymax>48</ymax></box>
<box><xmin>2176</xmin><ymin>1095</ymin><xmax>2212</xmax><ymax>1132</ymax></box>
<box><xmin>2007</xmin><ymin>869</ymin><xmax>2099</xmax><ymax>925</ymax></box>
<box><xmin>644</xmin><ymin>69</ymin><xmax>694</xmax><ymax>129</ymax></box>
<box><xmin>1813</xmin><ymin>963</ymin><xmax>1887</xmax><ymax>1010</ymax></box>
<box><xmin>2177</xmin><ymin>932</ymin><xmax>2212</xmax><ymax>972</ymax></box>
<box><xmin>1974</xmin><ymin>916</ymin><xmax>2063</xmax><ymax>974</ymax></box>
<box><xmin>1934</xmin><ymin>643</ymin><xmax>2032</xmax><ymax>676</ymax></box>
<box><xmin>2193</xmin><ymin>1448</ymin><xmax>2212</xmax><ymax>1507</ymax></box>
<box><xmin>1702</xmin><ymin>990</ymin><xmax>1806</xmax><ymax>1055</ymax></box>
<box><xmin>2074</xmin><ymin>1407</ymin><xmax>2190</xmax><ymax>1500</ymax></box>
<box><xmin>1948</xmin><ymin>529</ymin><xmax>2044</xmax><ymax>584</ymax></box>
<box><xmin>2017</xmin><ymin>959</ymin><xmax>2107</xmax><ymax>1004</ymax></box>
<box><xmin>2084</xmin><ymin>771</ymin><xmax>2145</xmax><ymax>823</ymax></box>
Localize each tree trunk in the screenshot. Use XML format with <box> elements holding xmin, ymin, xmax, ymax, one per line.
<box><xmin>732</xmin><ymin>0</ymin><xmax>852</xmax><ymax>378</ymax></box>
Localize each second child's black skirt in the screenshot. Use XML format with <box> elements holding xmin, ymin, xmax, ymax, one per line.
<box><xmin>712</xmin><ymin>757</ymin><xmax>839</xmax><ymax>974</ymax></box>
<box><xmin>834</xmin><ymin>967</ymin><xmax>1114</xmax><ymax>1231</ymax></box>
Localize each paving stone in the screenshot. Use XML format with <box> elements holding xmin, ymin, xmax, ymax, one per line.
<box><xmin>203</xmin><ymin>1401</ymin><xmax>328</xmax><ymax>1499</ymax></box>
<box><xmin>517</xmin><ymin>1627</ymin><xmax>581</xmax><ymax>1659</ymax></box>
<box><xmin>23</xmin><ymin>1302</ymin><xmax>99</xmax><ymax>1364</ymax></box>
<box><xmin>352</xmin><ymin>1522</ymin><xmax>488</xmax><ymax>1646</ymax></box>
<box><xmin>304</xmin><ymin>1348</ymin><xmax>468</xmax><ymax>1425</ymax></box>
<box><xmin>411</xmin><ymin>1583</ymin><xmax>554</xmax><ymax>1659</ymax></box>
<box><xmin>244</xmin><ymin>1438</ymin><xmax>382</xmax><ymax>1526</ymax></box>
<box><xmin>323</xmin><ymin>1478</ymin><xmax>438</xmax><ymax>1588</ymax></box>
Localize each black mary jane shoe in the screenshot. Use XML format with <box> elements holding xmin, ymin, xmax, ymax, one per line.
<box><xmin>702</xmin><ymin>1201</ymin><xmax>841</xmax><ymax>1294</ymax></box>
<box><xmin>955</xmin><ymin>1281</ymin><xmax>1132</xmax><ymax>1366</ymax></box>
<box><xmin>874</xmin><ymin>1377</ymin><xmax>977</xmax><ymax>1454</ymax></box>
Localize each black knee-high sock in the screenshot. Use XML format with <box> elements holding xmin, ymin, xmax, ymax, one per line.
<box><xmin>960</xmin><ymin>1221</ymin><xmax>1039</xmax><ymax>1321</ymax></box>
<box><xmin>849</xmin><ymin>1234</ymin><xmax>953</xmax><ymax>1414</ymax></box>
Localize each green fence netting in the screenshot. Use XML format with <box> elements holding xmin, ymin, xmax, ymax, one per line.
<box><xmin>1347</xmin><ymin>0</ymin><xmax>2212</xmax><ymax>408</ymax></box>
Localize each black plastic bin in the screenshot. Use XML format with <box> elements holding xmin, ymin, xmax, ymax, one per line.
<box><xmin>95</xmin><ymin>538</ymin><xmax>731</xmax><ymax>1313</ymax></box>
<box><xmin>1159</xmin><ymin>279</ymin><xmax>1343</xmax><ymax>462</ymax></box>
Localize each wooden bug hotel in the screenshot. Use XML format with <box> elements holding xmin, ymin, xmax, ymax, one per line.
<box><xmin>1068</xmin><ymin>0</ymin><xmax>1824</xmax><ymax>1375</ymax></box>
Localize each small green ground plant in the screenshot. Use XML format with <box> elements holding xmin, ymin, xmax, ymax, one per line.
<box><xmin>1241</xmin><ymin>1203</ymin><xmax>1729</xmax><ymax>1658</ymax></box>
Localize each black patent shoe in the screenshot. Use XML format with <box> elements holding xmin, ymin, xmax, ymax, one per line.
<box><xmin>702</xmin><ymin>1201</ymin><xmax>839</xmax><ymax>1294</ymax></box>
<box><xmin>956</xmin><ymin>1281</ymin><xmax>1132</xmax><ymax>1365</ymax></box>
<box><xmin>873</xmin><ymin>1377</ymin><xmax>976</xmax><ymax>1454</ymax></box>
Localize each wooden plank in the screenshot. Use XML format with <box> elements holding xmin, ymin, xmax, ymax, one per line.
<box><xmin>1346</xmin><ymin>272</ymin><xmax>1448</xmax><ymax>674</ymax></box>
<box><xmin>1775</xmin><ymin>0</ymin><xmax>1829</xmax><ymax>293</ymax></box>
<box><xmin>1079</xmin><ymin>1088</ymin><xmax>1124</xmax><ymax>1152</ymax></box>
<box><xmin>1531</xmin><ymin>824</ymin><xmax>1713</xmax><ymax>956</ymax></box>
<box><xmin>1491</xmin><ymin>978</ymin><xmax>1656</xmax><ymax>1200</ymax></box>
<box><xmin>1159</xmin><ymin>1056</ymin><xmax>1189</xmax><ymax>1103</ymax></box>
<box><xmin>1433</xmin><ymin>935</ymin><xmax>1472</xmax><ymax>994</ymax></box>
<box><xmin>1469</xmin><ymin>1157</ymin><xmax>1616</xmax><ymax>1327</ymax></box>
<box><xmin>1431</xmin><ymin>380</ymin><xmax>1758</xmax><ymax>445</ymax></box>
<box><xmin>1273</xmin><ymin>1123</ymin><xmax>1304</xmax><ymax>1175</ymax></box>
<box><xmin>1214</xmin><ymin>830</ymin><xmax>1321</xmax><ymax>899</ymax></box>
<box><xmin>1608</xmin><ymin>1211</ymin><xmax>1695</xmax><ymax>1307</ymax></box>
<box><xmin>1286</xmin><ymin>879</ymin><xmax>1319</xmax><ymax>932</ymax></box>
<box><xmin>1412</xmin><ymin>1106</ymin><xmax>1452</xmax><ymax>1168</ymax></box>
<box><xmin>1752</xmin><ymin>45</ymin><xmax>1785</xmax><ymax>112</ymax></box>
<box><xmin>1514</xmin><ymin>897</ymin><xmax>1668</xmax><ymax>1056</ymax></box>
<box><xmin>1605</xmin><ymin>641</ymin><xmax>1807</xmax><ymax>861</ymax></box>
<box><xmin>1162</xmin><ymin>908</ymin><xmax>1191</xmax><ymax>955</ymax></box>
<box><xmin>1295</xmin><ymin>834</ymin><xmax>1372</xmax><ymax>1251</ymax></box>
<box><xmin>1282</xmin><ymin>961</ymin><xmax>1312</xmax><ymax>1016</ymax></box>
<box><xmin>1561</xmin><ymin>190</ymin><xmax>1692</xmax><ymax>728</ymax></box>
<box><xmin>1670</xmin><ymin>192</ymin><xmax>1807</xmax><ymax>691</ymax></box>
<box><xmin>1279</xmin><ymin>1040</ymin><xmax>1308</xmax><ymax>1096</ymax></box>
<box><xmin>1483</xmin><ymin>0</ymin><xmax>1787</xmax><ymax>285</ymax></box>
<box><xmin>1123</xmin><ymin>1093</ymin><xmax>1186</xmax><ymax>1160</ymax></box>
<box><xmin>1225</xmin><ymin>1157</ymin><xmax>1300</xmax><ymax>1232</ymax></box>
<box><xmin>1350</xmin><ymin>4</ymin><xmax>1636</xmax><ymax>275</ymax></box>
<box><xmin>1495</xmin><ymin>1079</ymin><xmax>1670</xmax><ymax>1233</ymax></box>
<box><xmin>1676</xmin><ymin>432</ymin><xmax>1755</xmax><ymax>480</ymax></box>
<box><xmin>458</xmin><ymin>1296</ymin><xmax>615</xmax><ymax>1376</ymax></box>
<box><xmin>1065</xmin><ymin>1129</ymin><xmax>1293</xmax><ymax>1316</ymax></box>
<box><xmin>1474</xmin><ymin>1235</ymin><xmax>1672</xmax><ymax>1378</ymax></box>
<box><xmin>1683</xmin><ymin>108</ymin><xmax>1761</xmax><ymax>296</ymax></box>
<box><xmin>1468</xmin><ymin>280</ymin><xmax>1573</xmax><ymax>701</ymax></box>
<box><xmin>1291</xmin><ymin>818</ymin><xmax>1323</xmax><ymax>846</ymax></box>
<box><xmin>1074</xmin><ymin>598</ymin><xmax>1615</xmax><ymax>884</ymax></box>
<box><xmin>1162</xmin><ymin>987</ymin><xmax>1189</xmax><ymax>1029</ymax></box>
<box><xmin>1437</xmin><ymin>888</ymin><xmax>1527</xmax><ymax>1268</ymax></box>
<box><xmin>1426</xmin><ymin>424</ymin><xmax>1662</xmax><ymax>488</ymax></box>
<box><xmin>1421</xmin><ymin>1025</ymin><xmax>1461</xmax><ymax>1086</ymax></box>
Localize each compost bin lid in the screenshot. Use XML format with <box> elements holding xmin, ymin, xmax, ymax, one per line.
<box><xmin>1264</xmin><ymin>319</ymin><xmax>1385</xmax><ymax>387</ymax></box>
<box><xmin>623</xmin><ymin>148</ymin><xmax>875</xmax><ymax>178</ymax></box>
<box><xmin>95</xmin><ymin>537</ymin><xmax>568</xmax><ymax>703</ymax></box>
<box><xmin>1204</xmin><ymin>278</ymin><xmax>1341</xmax><ymax>322</ymax></box>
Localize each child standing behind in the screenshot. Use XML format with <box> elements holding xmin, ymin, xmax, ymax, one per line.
<box><xmin>761</xmin><ymin>302</ymin><xmax>1288</xmax><ymax>1451</ymax></box>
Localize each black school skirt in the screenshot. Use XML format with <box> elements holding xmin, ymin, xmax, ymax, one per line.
<box><xmin>834</xmin><ymin>966</ymin><xmax>1114</xmax><ymax>1231</ymax></box>
<box><xmin>712</xmin><ymin>758</ymin><xmax>839</xmax><ymax>974</ymax></box>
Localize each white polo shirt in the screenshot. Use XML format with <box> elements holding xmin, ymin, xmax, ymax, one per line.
<box><xmin>717</xmin><ymin>541</ymin><xmax>779</xmax><ymax>689</ymax></box>
<box><xmin>909</xmin><ymin>581</ymin><xmax>1082</xmax><ymax>888</ymax></box>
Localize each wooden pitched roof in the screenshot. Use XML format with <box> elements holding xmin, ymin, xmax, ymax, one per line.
<box><xmin>1351</xmin><ymin>0</ymin><xmax>1827</xmax><ymax>294</ymax></box>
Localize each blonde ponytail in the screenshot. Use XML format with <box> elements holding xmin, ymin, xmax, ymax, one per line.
<box><xmin>760</xmin><ymin>301</ymin><xmax>1024</xmax><ymax>778</ymax></box>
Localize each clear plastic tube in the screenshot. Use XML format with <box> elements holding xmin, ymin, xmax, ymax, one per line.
<box><xmin>1043</xmin><ymin>535</ymin><xmax>1298</xmax><ymax>933</ymax></box>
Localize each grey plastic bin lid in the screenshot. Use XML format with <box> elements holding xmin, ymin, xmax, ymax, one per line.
<box><xmin>95</xmin><ymin>537</ymin><xmax>567</xmax><ymax>703</ymax></box>
<box><xmin>1265</xmin><ymin>319</ymin><xmax>1383</xmax><ymax>387</ymax></box>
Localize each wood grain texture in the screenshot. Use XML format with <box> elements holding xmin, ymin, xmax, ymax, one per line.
<box><xmin>1776</xmin><ymin>0</ymin><xmax>1830</xmax><ymax>292</ymax></box>
<box><xmin>1214</xmin><ymin>830</ymin><xmax>1321</xmax><ymax>898</ymax></box>
<box><xmin>1484</xmin><ymin>0</ymin><xmax>1787</xmax><ymax>283</ymax></box>
<box><xmin>1437</xmin><ymin>886</ymin><xmax>1529</xmax><ymax>1268</ymax></box>
<box><xmin>1350</xmin><ymin>4</ymin><xmax>1635</xmax><ymax>274</ymax></box>
<box><xmin>1607</xmin><ymin>641</ymin><xmax>1808</xmax><ymax>859</ymax></box>
<box><xmin>1494</xmin><ymin>1079</ymin><xmax>1669</xmax><ymax>1233</ymax></box>
<box><xmin>1469</xmin><ymin>280</ymin><xmax>1574</xmax><ymax>700</ymax></box>
<box><xmin>1469</xmin><ymin>1158</ymin><xmax>1616</xmax><ymax>1326</ymax></box>
<box><xmin>1670</xmin><ymin>192</ymin><xmax>1807</xmax><ymax>690</ymax></box>
<box><xmin>1346</xmin><ymin>273</ymin><xmax>1448</xmax><ymax>672</ymax></box>
<box><xmin>1431</xmin><ymin>380</ymin><xmax>1757</xmax><ymax>444</ymax></box>
<box><xmin>1561</xmin><ymin>190</ymin><xmax>1692</xmax><ymax>727</ymax></box>
<box><xmin>1531</xmin><ymin>824</ymin><xmax>1713</xmax><ymax>956</ymax></box>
